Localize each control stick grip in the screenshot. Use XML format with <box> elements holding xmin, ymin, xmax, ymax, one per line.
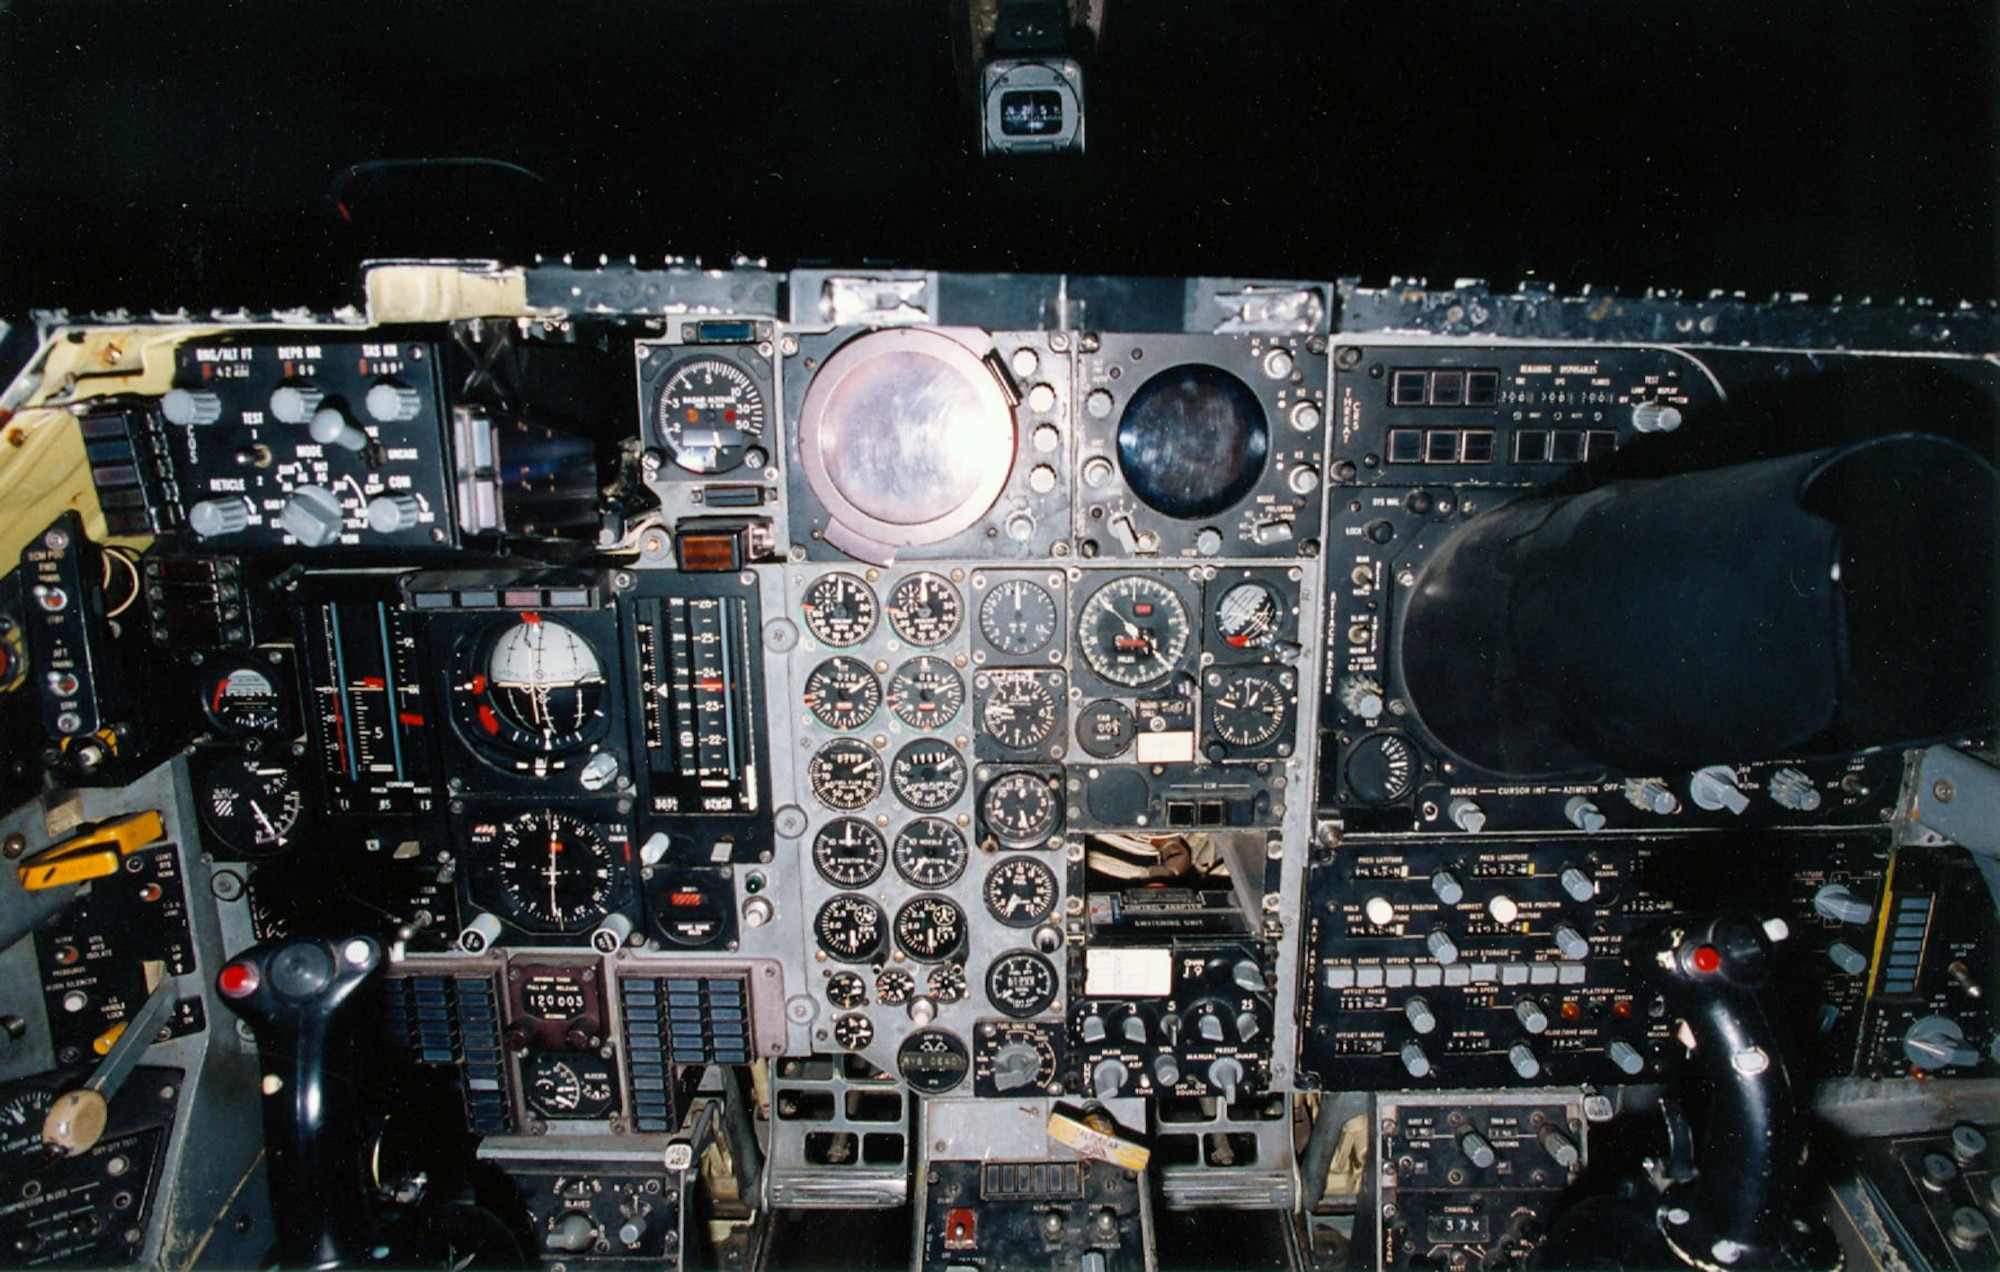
<box><xmin>217</xmin><ymin>937</ymin><xmax>383</xmax><ymax>1270</ymax></box>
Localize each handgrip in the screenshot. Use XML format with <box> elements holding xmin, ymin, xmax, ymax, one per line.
<box><xmin>1639</xmin><ymin>914</ymin><xmax>1836</xmax><ymax>1271</ymax></box>
<box><xmin>217</xmin><ymin>937</ymin><xmax>383</xmax><ymax>1270</ymax></box>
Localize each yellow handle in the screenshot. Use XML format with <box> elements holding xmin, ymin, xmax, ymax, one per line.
<box><xmin>15</xmin><ymin>810</ymin><xmax>165</xmax><ymax>890</ymax></box>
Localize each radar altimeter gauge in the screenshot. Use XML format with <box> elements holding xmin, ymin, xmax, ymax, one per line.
<box><xmin>654</xmin><ymin>356</ymin><xmax>767</xmax><ymax>475</ymax></box>
<box><xmin>493</xmin><ymin>808</ymin><xmax>624</xmax><ymax>933</ymax></box>
<box><xmin>451</xmin><ymin>615</ymin><xmax>611</xmax><ymax>768</ymax></box>
<box><xmin>1077</xmin><ymin>575</ymin><xmax>1191</xmax><ymax>688</ymax></box>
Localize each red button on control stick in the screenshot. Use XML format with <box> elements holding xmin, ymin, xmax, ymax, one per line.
<box><xmin>218</xmin><ymin>962</ymin><xmax>260</xmax><ymax>999</ymax></box>
<box><xmin>1689</xmin><ymin>944</ymin><xmax>1722</xmax><ymax>974</ymax></box>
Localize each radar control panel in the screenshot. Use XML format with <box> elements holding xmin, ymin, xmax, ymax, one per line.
<box><xmin>0</xmin><ymin>265</ymin><xmax>1995</xmax><ymax>1271</ymax></box>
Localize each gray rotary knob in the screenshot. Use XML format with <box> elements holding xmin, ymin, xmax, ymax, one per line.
<box><xmin>187</xmin><ymin>497</ymin><xmax>249</xmax><ymax>538</ymax></box>
<box><xmin>269</xmin><ymin>385</ymin><xmax>324</xmax><ymax>425</ymax></box>
<box><xmin>310</xmin><ymin>407</ymin><xmax>370</xmax><ymax>452</ymax></box>
<box><xmin>365</xmin><ymin>381</ymin><xmax>423</xmax><ymax>423</ymax></box>
<box><xmin>279</xmin><ymin>485</ymin><xmax>346</xmax><ymax>547</ymax></box>
<box><xmin>161</xmin><ymin>388</ymin><xmax>222</xmax><ymax>425</ymax></box>
<box><xmin>366</xmin><ymin>493</ymin><xmax>423</xmax><ymax>534</ymax></box>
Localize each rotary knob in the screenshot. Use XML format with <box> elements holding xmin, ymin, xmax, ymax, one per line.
<box><xmin>1400</xmin><ymin>1042</ymin><xmax>1432</xmax><ymax>1078</ymax></box>
<box><xmin>187</xmin><ymin>497</ymin><xmax>249</xmax><ymax>538</ymax></box>
<box><xmin>1768</xmin><ymin>767</ymin><xmax>1822</xmax><ymax>811</ymax></box>
<box><xmin>310</xmin><ymin>407</ymin><xmax>370</xmax><ymax>453</ymax></box>
<box><xmin>1426</xmin><ymin>929</ymin><xmax>1459</xmax><ymax>965</ymax></box>
<box><xmin>1460</xmin><ymin>1131</ymin><xmax>1497</xmax><ymax>1169</ymax></box>
<box><xmin>546</xmin><ymin>1213</ymin><xmax>598</xmax><ymax>1254</ymax></box>
<box><xmin>1515</xmin><ymin>999</ymin><xmax>1550</xmax><ymax>1034</ymax></box>
<box><xmin>1689</xmin><ymin>765</ymin><xmax>1750</xmax><ymax>814</ymax></box>
<box><xmin>1553</xmin><ymin>925</ymin><xmax>1592</xmax><ymax>961</ymax></box>
<box><xmin>991</xmin><ymin>1042</ymin><xmax>1040</xmax><ymax>1092</ymax></box>
<box><xmin>365</xmin><ymin>381</ymin><xmax>423</xmax><ymax>423</ymax></box>
<box><xmin>1565</xmin><ymin>797</ymin><xmax>1607</xmax><ymax>833</ymax></box>
<box><xmin>1559</xmin><ymin>867</ymin><xmax>1598</xmax><ymax>902</ymax></box>
<box><xmin>1152</xmin><ymin>1054</ymin><xmax>1181</xmax><ymax>1087</ymax></box>
<box><xmin>1430</xmin><ymin>870</ymin><xmax>1464</xmax><ymax>904</ymax></box>
<box><xmin>1607</xmin><ymin>1040</ymin><xmax>1645</xmax><ymax>1076</ymax></box>
<box><xmin>1207</xmin><ymin>1056</ymin><xmax>1244</xmax><ymax>1105</ymax></box>
<box><xmin>1631</xmin><ymin>400</ymin><xmax>1683</xmax><ymax>433</ymax></box>
<box><xmin>1813</xmin><ymin>884</ymin><xmax>1874</xmax><ymax>926</ymax></box>
<box><xmin>268</xmin><ymin>385</ymin><xmax>323</xmax><ymax>425</ymax></box>
<box><xmin>1448</xmin><ymin>796</ymin><xmax>1488</xmax><ymax>833</ymax></box>
<box><xmin>161</xmin><ymin>388</ymin><xmax>222</xmax><ymax>426</ymax></box>
<box><xmin>1509</xmin><ymin>1042</ymin><xmax>1542</xmax><ymax>1079</ymax></box>
<box><xmin>278</xmin><ymin>485</ymin><xmax>346</xmax><ymax>547</ymax></box>
<box><xmin>366</xmin><ymin>493</ymin><xmax>424</xmax><ymax>534</ymax></box>
<box><xmin>1903</xmin><ymin>1016</ymin><xmax>1980</xmax><ymax>1070</ymax></box>
<box><xmin>1091</xmin><ymin>1057</ymin><xmax>1128</xmax><ymax>1101</ymax></box>
<box><xmin>1405</xmin><ymin>996</ymin><xmax>1438</xmax><ymax>1035</ymax></box>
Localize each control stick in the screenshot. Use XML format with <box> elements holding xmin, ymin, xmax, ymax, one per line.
<box><xmin>217</xmin><ymin>936</ymin><xmax>384</xmax><ymax>1270</ymax></box>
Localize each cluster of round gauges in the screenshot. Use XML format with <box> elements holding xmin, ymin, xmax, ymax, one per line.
<box><xmin>481</xmin><ymin>807</ymin><xmax>627</xmax><ymax>933</ymax></box>
<box><xmin>449</xmin><ymin>615</ymin><xmax>610</xmax><ymax>771</ymax></box>
<box><xmin>823</xmin><ymin>962</ymin><xmax>970</xmax><ymax>1013</ymax></box>
<box><xmin>802</xmin><ymin>656</ymin><xmax>967</xmax><ymax>731</ymax></box>
<box><xmin>799</xmin><ymin>572</ymin><xmax>964</xmax><ymax>648</ymax></box>
<box><xmin>650</xmin><ymin>354</ymin><xmax>768</xmax><ymax>475</ymax></box>
<box><xmin>811</xmin><ymin>817</ymin><xmax>970</xmax><ymax>889</ymax></box>
<box><xmin>811</xmin><ymin>893</ymin><xmax>969</xmax><ymax>964</ymax></box>
<box><xmin>806</xmin><ymin>738</ymin><xmax>971</xmax><ymax>812</ymax></box>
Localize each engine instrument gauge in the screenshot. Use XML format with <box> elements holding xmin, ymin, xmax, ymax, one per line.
<box><xmin>801</xmin><ymin>574</ymin><xmax>878</xmax><ymax>647</ymax></box>
<box><xmin>654</xmin><ymin>356</ymin><xmax>766</xmax><ymax>475</ymax></box>
<box><xmin>875</xmin><ymin>968</ymin><xmax>916</xmax><ymax>1005</ymax></box>
<box><xmin>826</xmin><ymin>971</ymin><xmax>868</xmax><ymax>1009</ymax></box>
<box><xmin>802</xmin><ymin>657</ymin><xmax>882</xmax><ymax>731</ymax></box>
<box><xmin>889</xmin><ymin>739</ymin><xmax>967</xmax><ymax>812</ymax></box>
<box><xmin>807</xmin><ymin>739</ymin><xmax>885</xmax><ymax>811</ymax></box>
<box><xmin>886</xmin><ymin>657</ymin><xmax>964</xmax><ymax>729</ymax></box>
<box><xmin>812</xmin><ymin>818</ymin><xmax>888</xmax><ymax>887</ymax></box>
<box><xmin>979</xmin><ymin>771</ymin><xmax>1060</xmax><ymax>846</ymax></box>
<box><xmin>892</xmin><ymin>818</ymin><xmax>969</xmax><ymax>888</ymax></box>
<box><xmin>1209</xmin><ymin>669</ymin><xmax>1289</xmax><ymax>748</ymax></box>
<box><xmin>886</xmin><ymin>573</ymin><xmax>963</xmax><ymax>646</ymax></box>
<box><xmin>199</xmin><ymin>660</ymin><xmax>292</xmax><ymax>738</ymax></box>
<box><xmin>832</xmin><ymin>1013</ymin><xmax>875</xmax><ymax>1051</ymax></box>
<box><xmin>978</xmin><ymin>578</ymin><xmax>1058</xmax><ymax>657</ymax></box>
<box><xmin>493</xmin><ymin>808</ymin><xmax>623</xmax><ymax>932</ymax></box>
<box><xmin>927</xmin><ymin>963</ymin><xmax>968</xmax><ymax>1004</ymax></box>
<box><xmin>523</xmin><ymin>1052</ymin><xmax>619</xmax><ymax>1121</ymax></box>
<box><xmin>198</xmin><ymin>755</ymin><xmax>304</xmax><ymax>856</ymax></box>
<box><xmin>983</xmin><ymin>856</ymin><xmax>1059</xmax><ymax>927</ymax></box>
<box><xmin>813</xmin><ymin>894</ymin><xmax>888</xmax><ymax>963</ymax></box>
<box><xmin>452</xmin><ymin>615</ymin><xmax>610</xmax><ymax>765</ymax></box>
<box><xmin>1214</xmin><ymin>581</ymin><xmax>1284</xmax><ymax>651</ymax></box>
<box><xmin>893</xmin><ymin>895</ymin><xmax>968</xmax><ymax>962</ymax></box>
<box><xmin>0</xmin><ymin>1086</ymin><xmax>55</xmax><ymax>1172</ymax></box>
<box><xmin>986</xmin><ymin>950</ymin><xmax>1059</xmax><ymax>1017</ymax></box>
<box><xmin>1077</xmin><ymin>575</ymin><xmax>1190</xmax><ymax>688</ymax></box>
<box><xmin>979</xmin><ymin>670</ymin><xmax>1059</xmax><ymax>750</ymax></box>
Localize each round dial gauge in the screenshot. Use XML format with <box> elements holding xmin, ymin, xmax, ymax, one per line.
<box><xmin>0</xmin><ymin>1086</ymin><xmax>55</xmax><ymax>1172</ymax></box>
<box><xmin>199</xmin><ymin>662</ymin><xmax>291</xmax><ymax>738</ymax></box>
<box><xmin>979</xmin><ymin>771</ymin><xmax>1060</xmax><ymax>846</ymax></box>
<box><xmin>1075</xmin><ymin>699</ymin><xmax>1137</xmax><ymax>760</ymax></box>
<box><xmin>801</xmin><ymin>574</ymin><xmax>878</xmax><ymax>647</ymax></box>
<box><xmin>803</xmin><ymin>657</ymin><xmax>882</xmax><ymax>731</ymax></box>
<box><xmin>927</xmin><ymin>963</ymin><xmax>968</xmax><ymax>1004</ymax></box>
<box><xmin>1210</xmin><ymin>670</ymin><xmax>1289</xmax><ymax>748</ymax></box>
<box><xmin>812</xmin><ymin>818</ymin><xmax>888</xmax><ymax>887</ymax></box>
<box><xmin>893</xmin><ymin>895</ymin><xmax>969</xmax><ymax>962</ymax></box>
<box><xmin>198</xmin><ymin>755</ymin><xmax>304</xmax><ymax>856</ymax></box>
<box><xmin>494</xmin><ymin>809</ymin><xmax>622</xmax><ymax>932</ymax></box>
<box><xmin>980</xmin><ymin>672</ymin><xmax>1059</xmax><ymax>751</ymax></box>
<box><xmin>890</xmin><ymin>739</ymin><xmax>968</xmax><ymax>812</ymax></box>
<box><xmin>986</xmin><ymin>950</ymin><xmax>1059</xmax><ymax>1018</ymax></box>
<box><xmin>813</xmin><ymin>894</ymin><xmax>888</xmax><ymax>963</ymax></box>
<box><xmin>655</xmin><ymin>357</ymin><xmax>766</xmax><ymax>475</ymax></box>
<box><xmin>455</xmin><ymin>616</ymin><xmax>610</xmax><ymax>760</ymax></box>
<box><xmin>887</xmin><ymin>657</ymin><xmax>964</xmax><ymax>730</ymax></box>
<box><xmin>832</xmin><ymin>1013</ymin><xmax>875</xmax><ymax>1051</ymax></box>
<box><xmin>1079</xmin><ymin>575</ymin><xmax>1191</xmax><ymax>688</ymax></box>
<box><xmin>892</xmin><ymin>818</ymin><xmax>969</xmax><ymax>888</ymax></box>
<box><xmin>808</xmin><ymin>739</ymin><xmax>885</xmax><ymax>811</ymax></box>
<box><xmin>978</xmin><ymin>578</ymin><xmax>1058</xmax><ymax>657</ymax></box>
<box><xmin>1345</xmin><ymin>732</ymin><xmax>1419</xmax><ymax>805</ymax></box>
<box><xmin>1214</xmin><ymin>581</ymin><xmax>1284</xmax><ymax>651</ymax></box>
<box><xmin>897</xmin><ymin>1029</ymin><xmax>971</xmax><ymax>1093</ymax></box>
<box><xmin>523</xmin><ymin>1052</ymin><xmax>619</xmax><ymax>1121</ymax></box>
<box><xmin>826</xmin><ymin>971</ymin><xmax>868</xmax><ymax>1009</ymax></box>
<box><xmin>983</xmin><ymin>856</ymin><xmax>1059</xmax><ymax>927</ymax></box>
<box><xmin>887</xmin><ymin>574</ymin><xmax>963</xmax><ymax>646</ymax></box>
<box><xmin>652</xmin><ymin>871</ymin><xmax>730</xmax><ymax>948</ymax></box>
<box><xmin>875</xmin><ymin>968</ymin><xmax>916</xmax><ymax>1006</ymax></box>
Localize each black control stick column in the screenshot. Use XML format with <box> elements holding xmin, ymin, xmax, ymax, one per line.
<box><xmin>217</xmin><ymin>937</ymin><xmax>384</xmax><ymax>1270</ymax></box>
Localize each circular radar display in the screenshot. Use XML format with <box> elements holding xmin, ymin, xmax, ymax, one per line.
<box><xmin>655</xmin><ymin>357</ymin><xmax>766</xmax><ymax>474</ymax></box>
<box><xmin>494</xmin><ymin>809</ymin><xmax>623</xmax><ymax>933</ymax></box>
<box><xmin>813</xmin><ymin>894</ymin><xmax>888</xmax><ymax>963</ymax></box>
<box><xmin>983</xmin><ymin>856</ymin><xmax>1059</xmax><ymax>927</ymax></box>
<box><xmin>1210</xmin><ymin>670</ymin><xmax>1289</xmax><ymax>748</ymax></box>
<box><xmin>980</xmin><ymin>771</ymin><xmax>1060</xmax><ymax>846</ymax></box>
<box><xmin>887</xmin><ymin>574</ymin><xmax>963</xmax><ymax>646</ymax></box>
<box><xmin>1214</xmin><ymin>582</ymin><xmax>1284</xmax><ymax>651</ymax></box>
<box><xmin>979</xmin><ymin>578</ymin><xmax>1058</xmax><ymax>657</ymax></box>
<box><xmin>800</xmin><ymin>574</ymin><xmax>878</xmax><ymax>647</ymax></box>
<box><xmin>454</xmin><ymin>615</ymin><xmax>610</xmax><ymax>762</ymax></box>
<box><xmin>980</xmin><ymin>672</ymin><xmax>1059</xmax><ymax>751</ymax></box>
<box><xmin>812</xmin><ymin>818</ymin><xmax>888</xmax><ymax>887</ymax></box>
<box><xmin>803</xmin><ymin>657</ymin><xmax>882</xmax><ymax>730</ymax></box>
<box><xmin>808</xmin><ymin>739</ymin><xmax>885</xmax><ymax>811</ymax></box>
<box><xmin>1078</xmin><ymin>575</ymin><xmax>1191</xmax><ymax>688</ymax></box>
<box><xmin>826</xmin><ymin>971</ymin><xmax>867</xmax><ymax>1009</ymax></box>
<box><xmin>1116</xmin><ymin>363</ymin><xmax>1269</xmax><ymax>519</ymax></box>
<box><xmin>890</xmin><ymin>739</ymin><xmax>968</xmax><ymax>812</ymax></box>
<box><xmin>987</xmin><ymin>950</ymin><xmax>1059</xmax><ymax>1018</ymax></box>
<box><xmin>893</xmin><ymin>818</ymin><xmax>969</xmax><ymax>888</ymax></box>
<box><xmin>797</xmin><ymin>328</ymin><xmax>1017</xmax><ymax>554</ymax></box>
<box><xmin>887</xmin><ymin>657</ymin><xmax>964</xmax><ymax>730</ymax></box>
<box><xmin>894</xmin><ymin>895</ymin><xmax>968</xmax><ymax>962</ymax></box>
<box><xmin>198</xmin><ymin>755</ymin><xmax>304</xmax><ymax>856</ymax></box>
